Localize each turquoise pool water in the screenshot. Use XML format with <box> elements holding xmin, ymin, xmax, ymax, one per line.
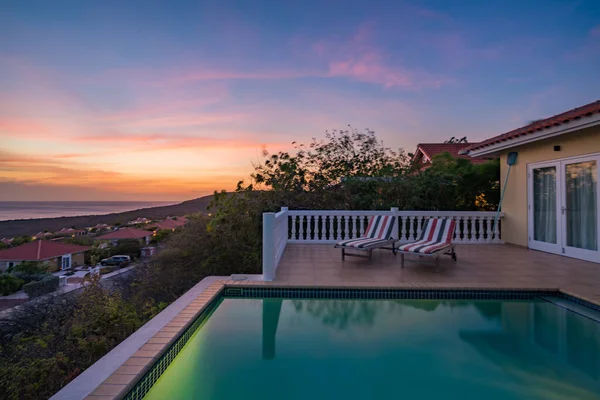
<box><xmin>144</xmin><ymin>298</ymin><xmax>600</xmax><ymax>400</ymax></box>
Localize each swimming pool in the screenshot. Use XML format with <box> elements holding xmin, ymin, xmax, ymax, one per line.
<box><xmin>135</xmin><ymin>292</ymin><xmax>600</xmax><ymax>400</ymax></box>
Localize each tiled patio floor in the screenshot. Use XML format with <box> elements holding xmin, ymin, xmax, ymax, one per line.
<box><xmin>275</xmin><ymin>244</ymin><xmax>600</xmax><ymax>305</ymax></box>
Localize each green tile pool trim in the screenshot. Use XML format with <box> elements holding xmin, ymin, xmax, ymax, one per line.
<box><xmin>122</xmin><ymin>286</ymin><xmax>598</xmax><ymax>400</ymax></box>
<box><xmin>224</xmin><ymin>287</ymin><xmax>559</xmax><ymax>300</ymax></box>
<box><xmin>560</xmin><ymin>292</ymin><xmax>600</xmax><ymax>313</ymax></box>
<box><xmin>122</xmin><ymin>295</ymin><xmax>223</xmax><ymax>400</ymax></box>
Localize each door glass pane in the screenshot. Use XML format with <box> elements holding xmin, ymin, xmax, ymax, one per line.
<box><xmin>533</xmin><ymin>167</ymin><xmax>557</xmax><ymax>243</ymax></box>
<box><xmin>565</xmin><ymin>161</ymin><xmax>597</xmax><ymax>251</ymax></box>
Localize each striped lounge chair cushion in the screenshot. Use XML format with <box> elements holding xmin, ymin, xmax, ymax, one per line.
<box><xmin>336</xmin><ymin>215</ymin><xmax>395</xmax><ymax>249</ymax></box>
<box><xmin>397</xmin><ymin>218</ymin><xmax>456</xmax><ymax>254</ymax></box>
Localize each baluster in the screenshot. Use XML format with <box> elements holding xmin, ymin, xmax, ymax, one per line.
<box><xmin>416</xmin><ymin>216</ymin><xmax>423</xmax><ymax>238</ymax></box>
<box><xmin>344</xmin><ymin>215</ymin><xmax>350</xmax><ymax>239</ymax></box>
<box><xmin>308</xmin><ymin>216</ymin><xmax>314</xmax><ymax>241</ymax></box>
<box><xmin>320</xmin><ymin>215</ymin><xmax>326</xmax><ymax>241</ymax></box>
<box><xmin>290</xmin><ymin>215</ymin><xmax>296</xmax><ymax>240</ymax></box>
<box><xmin>328</xmin><ymin>215</ymin><xmax>334</xmax><ymax>241</ymax></box>
<box><xmin>458</xmin><ymin>216</ymin><xmax>464</xmax><ymax>243</ymax></box>
<box><xmin>401</xmin><ymin>216</ymin><xmax>407</xmax><ymax>241</ymax></box>
<box><xmin>466</xmin><ymin>217</ymin><xmax>474</xmax><ymax>242</ymax></box>
<box><xmin>493</xmin><ymin>216</ymin><xmax>500</xmax><ymax>242</ymax></box>
<box><xmin>359</xmin><ymin>215</ymin><xmax>365</xmax><ymax>236</ymax></box>
<box><xmin>298</xmin><ymin>215</ymin><xmax>305</xmax><ymax>241</ymax></box>
<box><xmin>485</xmin><ymin>216</ymin><xmax>492</xmax><ymax>243</ymax></box>
<box><xmin>407</xmin><ymin>216</ymin><xmax>414</xmax><ymax>241</ymax></box>
<box><xmin>475</xmin><ymin>216</ymin><xmax>482</xmax><ymax>242</ymax></box>
<box><xmin>336</xmin><ymin>215</ymin><xmax>342</xmax><ymax>240</ymax></box>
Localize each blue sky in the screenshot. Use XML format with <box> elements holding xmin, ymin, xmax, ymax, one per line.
<box><xmin>0</xmin><ymin>0</ymin><xmax>599</xmax><ymax>200</ymax></box>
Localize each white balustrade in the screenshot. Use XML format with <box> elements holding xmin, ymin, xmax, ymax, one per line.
<box><xmin>262</xmin><ymin>207</ymin><xmax>504</xmax><ymax>279</ymax></box>
<box><xmin>286</xmin><ymin>209</ymin><xmax>503</xmax><ymax>244</ymax></box>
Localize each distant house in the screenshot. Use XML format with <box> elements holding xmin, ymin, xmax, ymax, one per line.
<box><xmin>143</xmin><ymin>217</ymin><xmax>188</xmax><ymax>233</ymax></box>
<box><xmin>1</xmin><ymin>237</ymin><xmax>13</xmax><ymax>246</ymax></box>
<box><xmin>127</xmin><ymin>217</ymin><xmax>151</xmax><ymax>226</ymax></box>
<box><xmin>32</xmin><ymin>231</ymin><xmax>52</xmax><ymax>240</ymax></box>
<box><xmin>95</xmin><ymin>227</ymin><xmax>152</xmax><ymax>245</ymax></box>
<box><xmin>55</xmin><ymin>228</ymin><xmax>87</xmax><ymax>237</ymax></box>
<box><xmin>411</xmin><ymin>142</ymin><xmax>492</xmax><ymax>172</ymax></box>
<box><xmin>87</xmin><ymin>223</ymin><xmax>112</xmax><ymax>232</ymax></box>
<box><xmin>0</xmin><ymin>240</ymin><xmax>91</xmax><ymax>272</ymax></box>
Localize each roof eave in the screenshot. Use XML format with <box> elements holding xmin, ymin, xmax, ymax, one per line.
<box><xmin>467</xmin><ymin>113</ymin><xmax>600</xmax><ymax>158</ymax></box>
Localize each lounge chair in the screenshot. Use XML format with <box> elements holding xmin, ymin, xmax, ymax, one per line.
<box><xmin>334</xmin><ymin>215</ymin><xmax>397</xmax><ymax>260</ymax></box>
<box><xmin>397</xmin><ymin>218</ymin><xmax>457</xmax><ymax>267</ymax></box>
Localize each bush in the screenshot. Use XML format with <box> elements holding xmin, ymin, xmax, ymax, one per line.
<box><xmin>0</xmin><ymin>274</ymin><xmax>25</xmax><ymax>295</ymax></box>
<box><xmin>22</xmin><ymin>276</ymin><xmax>60</xmax><ymax>298</ymax></box>
<box><xmin>10</xmin><ymin>261</ymin><xmax>47</xmax><ymax>275</ymax></box>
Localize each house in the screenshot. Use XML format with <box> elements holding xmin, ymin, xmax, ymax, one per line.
<box><xmin>32</xmin><ymin>231</ymin><xmax>52</xmax><ymax>240</ymax></box>
<box><xmin>55</xmin><ymin>228</ymin><xmax>87</xmax><ymax>237</ymax></box>
<box><xmin>1</xmin><ymin>237</ymin><xmax>13</xmax><ymax>246</ymax></box>
<box><xmin>127</xmin><ymin>217</ymin><xmax>151</xmax><ymax>226</ymax></box>
<box><xmin>465</xmin><ymin>99</ymin><xmax>600</xmax><ymax>263</ymax></box>
<box><xmin>143</xmin><ymin>217</ymin><xmax>188</xmax><ymax>233</ymax></box>
<box><xmin>87</xmin><ymin>223</ymin><xmax>112</xmax><ymax>232</ymax></box>
<box><xmin>95</xmin><ymin>227</ymin><xmax>152</xmax><ymax>245</ymax></box>
<box><xmin>411</xmin><ymin>142</ymin><xmax>492</xmax><ymax>172</ymax></box>
<box><xmin>0</xmin><ymin>240</ymin><xmax>91</xmax><ymax>272</ymax></box>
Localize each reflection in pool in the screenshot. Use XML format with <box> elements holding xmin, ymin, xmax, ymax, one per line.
<box><xmin>144</xmin><ymin>298</ymin><xmax>600</xmax><ymax>400</ymax></box>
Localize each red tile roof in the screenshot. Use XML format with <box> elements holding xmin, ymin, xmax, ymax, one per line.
<box><xmin>0</xmin><ymin>240</ymin><xmax>90</xmax><ymax>261</ymax></box>
<box><xmin>415</xmin><ymin>143</ymin><xmax>490</xmax><ymax>164</ymax></box>
<box><xmin>144</xmin><ymin>220</ymin><xmax>179</xmax><ymax>231</ymax></box>
<box><xmin>95</xmin><ymin>227</ymin><xmax>151</xmax><ymax>240</ymax></box>
<box><xmin>467</xmin><ymin>100</ymin><xmax>600</xmax><ymax>153</ymax></box>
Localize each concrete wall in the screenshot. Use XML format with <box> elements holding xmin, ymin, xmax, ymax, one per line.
<box><xmin>499</xmin><ymin>125</ymin><xmax>600</xmax><ymax>246</ymax></box>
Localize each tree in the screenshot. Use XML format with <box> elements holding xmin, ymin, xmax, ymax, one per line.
<box><xmin>249</xmin><ymin>128</ymin><xmax>410</xmax><ymax>209</ymax></box>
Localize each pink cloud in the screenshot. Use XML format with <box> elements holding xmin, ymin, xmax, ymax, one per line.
<box><xmin>314</xmin><ymin>23</ymin><xmax>450</xmax><ymax>90</ymax></box>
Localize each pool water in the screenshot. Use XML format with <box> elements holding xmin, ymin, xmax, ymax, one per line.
<box><xmin>144</xmin><ymin>298</ymin><xmax>600</xmax><ymax>400</ymax></box>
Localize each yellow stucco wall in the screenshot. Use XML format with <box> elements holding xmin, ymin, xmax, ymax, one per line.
<box><xmin>72</xmin><ymin>252</ymin><xmax>85</xmax><ymax>267</ymax></box>
<box><xmin>499</xmin><ymin>125</ymin><xmax>600</xmax><ymax>246</ymax></box>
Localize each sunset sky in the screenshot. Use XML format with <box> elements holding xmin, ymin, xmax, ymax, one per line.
<box><xmin>1</xmin><ymin>0</ymin><xmax>599</xmax><ymax>201</ymax></box>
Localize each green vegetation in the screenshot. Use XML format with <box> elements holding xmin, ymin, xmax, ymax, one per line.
<box><xmin>22</xmin><ymin>276</ymin><xmax>60</xmax><ymax>298</ymax></box>
<box><xmin>0</xmin><ymin>275</ymin><xmax>24</xmax><ymax>296</ymax></box>
<box><xmin>0</xmin><ymin>129</ymin><xmax>499</xmax><ymax>399</ymax></box>
<box><xmin>10</xmin><ymin>236</ymin><xmax>32</xmax><ymax>247</ymax></box>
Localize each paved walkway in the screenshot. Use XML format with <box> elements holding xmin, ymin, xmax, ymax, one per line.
<box><xmin>275</xmin><ymin>244</ymin><xmax>600</xmax><ymax>305</ymax></box>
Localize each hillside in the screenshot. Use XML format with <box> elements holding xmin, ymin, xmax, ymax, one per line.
<box><xmin>0</xmin><ymin>195</ymin><xmax>216</xmax><ymax>237</ymax></box>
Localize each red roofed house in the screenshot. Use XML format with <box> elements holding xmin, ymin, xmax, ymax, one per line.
<box><xmin>55</xmin><ymin>228</ymin><xmax>87</xmax><ymax>237</ymax></box>
<box><xmin>95</xmin><ymin>227</ymin><xmax>152</xmax><ymax>245</ymax></box>
<box><xmin>143</xmin><ymin>217</ymin><xmax>188</xmax><ymax>233</ymax></box>
<box><xmin>0</xmin><ymin>240</ymin><xmax>91</xmax><ymax>272</ymax></box>
<box><xmin>412</xmin><ymin>142</ymin><xmax>492</xmax><ymax>172</ymax></box>
<box><xmin>464</xmin><ymin>100</ymin><xmax>600</xmax><ymax>263</ymax></box>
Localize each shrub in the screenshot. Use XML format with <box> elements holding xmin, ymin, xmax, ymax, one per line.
<box><xmin>11</xmin><ymin>261</ymin><xmax>47</xmax><ymax>275</ymax></box>
<box><xmin>22</xmin><ymin>276</ymin><xmax>60</xmax><ymax>298</ymax></box>
<box><xmin>0</xmin><ymin>274</ymin><xmax>25</xmax><ymax>295</ymax></box>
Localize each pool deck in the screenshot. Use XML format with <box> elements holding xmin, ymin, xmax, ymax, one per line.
<box><xmin>81</xmin><ymin>243</ymin><xmax>600</xmax><ymax>399</ymax></box>
<box><xmin>275</xmin><ymin>244</ymin><xmax>600</xmax><ymax>305</ymax></box>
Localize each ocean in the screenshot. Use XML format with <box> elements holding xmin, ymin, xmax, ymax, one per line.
<box><xmin>0</xmin><ymin>201</ymin><xmax>176</xmax><ymax>221</ymax></box>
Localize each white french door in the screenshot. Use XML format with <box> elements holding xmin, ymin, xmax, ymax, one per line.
<box><xmin>528</xmin><ymin>154</ymin><xmax>599</xmax><ymax>263</ymax></box>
